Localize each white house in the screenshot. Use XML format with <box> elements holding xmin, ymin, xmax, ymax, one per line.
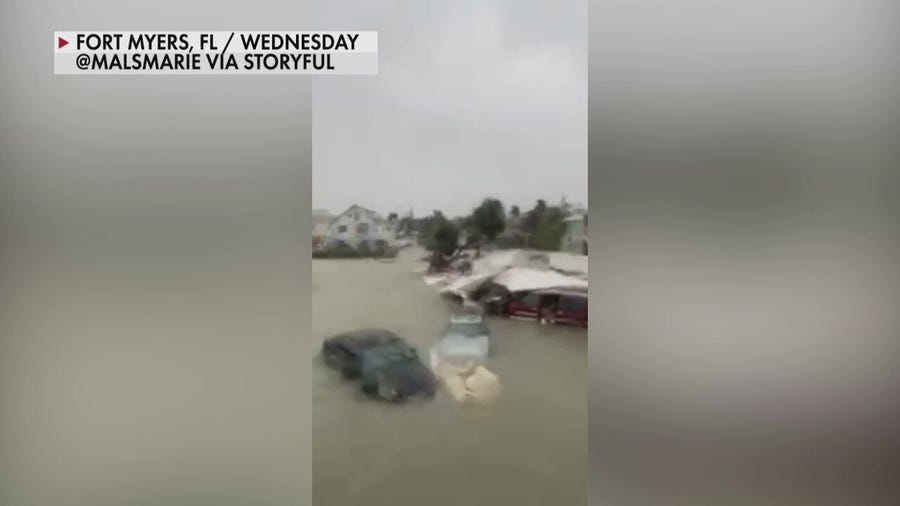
<box><xmin>326</xmin><ymin>204</ymin><xmax>393</xmax><ymax>250</ymax></box>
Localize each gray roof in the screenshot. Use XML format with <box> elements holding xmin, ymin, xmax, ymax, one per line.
<box><xmin>330</xmin><ymin>204</ymin><xmax>383</xmax><ymax>225</ymax></box>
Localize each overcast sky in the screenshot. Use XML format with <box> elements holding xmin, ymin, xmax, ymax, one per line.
<box><xmin>312</xmin><ymin>0</ymin><xmax>587</xmax><ymax>217</ymax></box>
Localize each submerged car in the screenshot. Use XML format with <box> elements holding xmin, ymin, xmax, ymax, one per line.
<box><xmin>358</xmin><ymin>340</ymin><xmax>436</xmax><ymax>402</ymax></box>
<box><xmin>430</xmin><ymin>313</ymin><xmax>492</xmax><ymax>371</ymax></box>
<box><xmin>321</xmin><ymin>329</ymin><xmax>435</xmax><ymax>402</ymax></box>
<box><xmin>321</xmin><ymin>328</ymin><xmax>401</xmax><ymax>379</ymax></box>
<box><xmin>505</xmin><ymin>290</ymin><xmax>588</xmax><ymax>327</ymax></box>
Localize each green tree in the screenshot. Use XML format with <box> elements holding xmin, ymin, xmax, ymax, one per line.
<box><xmin>398</xmin><ymin>211</ymin><xmax>415</xmax><ymax>235</ymax></box>
<box><xmin>509</xmin><ymin>205</ymin><xmax>520</xmax><ymax>218</ymax></box>
<box><xmin>417</xmin><ymin>210</ymin><xmax>443</xmax><ymax>241</ymax></box>
<box><xmin>419</xmin><ymin>210</ymin><xmax>458</xmax><ymax>255</ymax></box>
<box><xmin>431</xmin><ymin>218</ymin><xmax>459</xmax><ymax>255</ymax></box>
<box><xmin>471</xmin><ymin>198</ymin><xmax>506</xmax><ymax>241</ymax></box>
<box><xmin>523</xmin><ymin>199</ymin><xmax>547</xmax><ymax>233</ymax></box>
<box><xmin>522</xmin><ymin>199</ymin><xmax>565</xmax><ymax>250</ymax></box>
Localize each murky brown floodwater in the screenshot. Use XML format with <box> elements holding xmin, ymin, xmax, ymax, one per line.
<box><xmin>313</xmin><ymin>247</ymin><xmax>587</xmax><ymax>506</ymax></box>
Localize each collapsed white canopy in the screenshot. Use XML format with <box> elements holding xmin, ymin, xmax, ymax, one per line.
<box><xmin>492</xmin><ymin>267</ymin><xmax>588</xmax><ymax>293</ymax></box>
<box><xmin>548</xmin><ymin>252</ymin><xmax>588</xmax><ymax>277</ymax></box>
<box><xmin>439</xmin><ymin>272</ymin><xmax>495</xmax><ymax>296</ymax></box>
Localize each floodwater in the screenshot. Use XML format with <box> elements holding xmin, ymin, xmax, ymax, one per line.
<box><xmin>313</xmin><ymin>248</ymin><xmax>587</xmax><ymax>506</ymax></box>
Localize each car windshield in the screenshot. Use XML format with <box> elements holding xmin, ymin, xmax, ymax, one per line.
<box><xmin>361</xmin><ymin>342</ymin><xmax>416</xmax><ymax>372</ymax></box>
<box><xmin>446</xmin><ymin>321</ymin><xmax>488</xmax><ymax>338</ymax></box>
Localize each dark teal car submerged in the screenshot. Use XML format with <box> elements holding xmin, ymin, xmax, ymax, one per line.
<box><xmin>321</xmin><ymin>329</ymin><xmax>436</xmax><ymax>402</ymax></box>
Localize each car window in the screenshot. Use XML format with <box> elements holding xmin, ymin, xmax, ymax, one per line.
<box><xmin>446</xmin><ymin>321</ymin><xmax>488</xmax><ymax>337</ymax></box>
<box><xmin>362</xmin><ymin>343</ymin><xmax>416</xmax><ymax>371</ymax></box>
<box><xmin>519</xmin><ymin>293</ymin><xmax>540</xmax><ymax>307</ymax></box>
<box><xmin>558</xmin><ymin>296</ymin><xmax>587</xmax><ymax>312</ymax></box>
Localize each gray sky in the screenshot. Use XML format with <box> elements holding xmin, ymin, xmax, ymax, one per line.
<box><xmin>313</xmin><ymin>0</ymin><xmax>587</xmax><ymax>217</ymax></box>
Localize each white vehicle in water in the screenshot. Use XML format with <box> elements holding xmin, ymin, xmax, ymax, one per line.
<box><xmin>429</xmin><ymin>313</ymin><xmax>492</xmax><ymax>373</ymax></box>
<box><xmin>429</xmin><ymin>312</ymin><xmax>503</xmax><ymax>403</ymax></box>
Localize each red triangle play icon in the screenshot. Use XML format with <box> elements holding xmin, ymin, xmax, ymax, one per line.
<box><xmin>58</xmin><ymin>37</ymin><xmax>68</xmax><ymax>49</ymax></box>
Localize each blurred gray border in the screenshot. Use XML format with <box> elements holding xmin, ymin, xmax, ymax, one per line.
<box><xmin>588</xmin><ymin>1</ymin><xmax>899</xmax><ymax>504</ymax></box>
<box><xmin>0</xmin><ymin>2</ymin><xmax>313</xmax><ymax>505</ymax></box>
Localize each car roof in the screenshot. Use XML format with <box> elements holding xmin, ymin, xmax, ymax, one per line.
<box><xmin>361</xmin><ymin>340</ymin><xmax>418</xmax><ymax>365</ymax></box>
<box><xmin>449</xmin><ymin>313</ymin><xmax>483</xmax><ymax>324</ymax></box>
<box><xmin>328</xmin><ymin>329</ymin><xmax>401</xmax><ymax>350</ymax></box>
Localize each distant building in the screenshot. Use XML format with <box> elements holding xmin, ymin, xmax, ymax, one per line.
<box><xmin>560</xmin><ymin>213</ymin><xmax>587</xmax><ymax>255</ymax></box>
<box><xmin>326</xmin><ymin>204</ymin><xmax>392</xmax><ymax>250</ymax></box>
<box><xmin>312</xmin><ymin>209</ymin><xmax>334</xmax><ymax>251</ymax></box>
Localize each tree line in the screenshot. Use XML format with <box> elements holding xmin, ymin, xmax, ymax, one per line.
<box><xmin>392</xmin><ymin>198</ymin><xmax>584</xmax><ymax>255</ymax></box>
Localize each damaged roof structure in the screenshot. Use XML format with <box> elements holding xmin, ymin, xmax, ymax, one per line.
<box><xmin>547</xmin><ymin>253</ymin><xmax>588</xmax><ymax>279</ymax></box>
<box><xmin>491</xmin><ymin>267</ymin><xmax>587</xmax><ymax>293</ymax></box>
<box><xmin>427</xmin><ymin>249</ymin><xmax>588</xmax><ymax>301</ymax></box>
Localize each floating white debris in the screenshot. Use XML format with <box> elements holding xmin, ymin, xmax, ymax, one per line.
<box><xmin>464</xmin><ymin>366</ymin><xmax>502</xmax><ymax>404</ymax></box>
<box><xmin>430</xmin><ymin>354</ymin><xmax>502</xmax><ymax>405</ymax></box>
<box><xmin>442</xmin><ymin>373</ymin><xmax>470</xmax><ymax>403</ymax></box>
<box><xmin>423</xmin><ymin>274</ymin><xmax>453</xmax><ymax>286</ymax></box>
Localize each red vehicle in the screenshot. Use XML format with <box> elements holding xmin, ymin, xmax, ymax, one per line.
<box><xmin>503</xmin><ymin>289</ymin><xmax>588</xmax><ymax>328</ymax></box>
